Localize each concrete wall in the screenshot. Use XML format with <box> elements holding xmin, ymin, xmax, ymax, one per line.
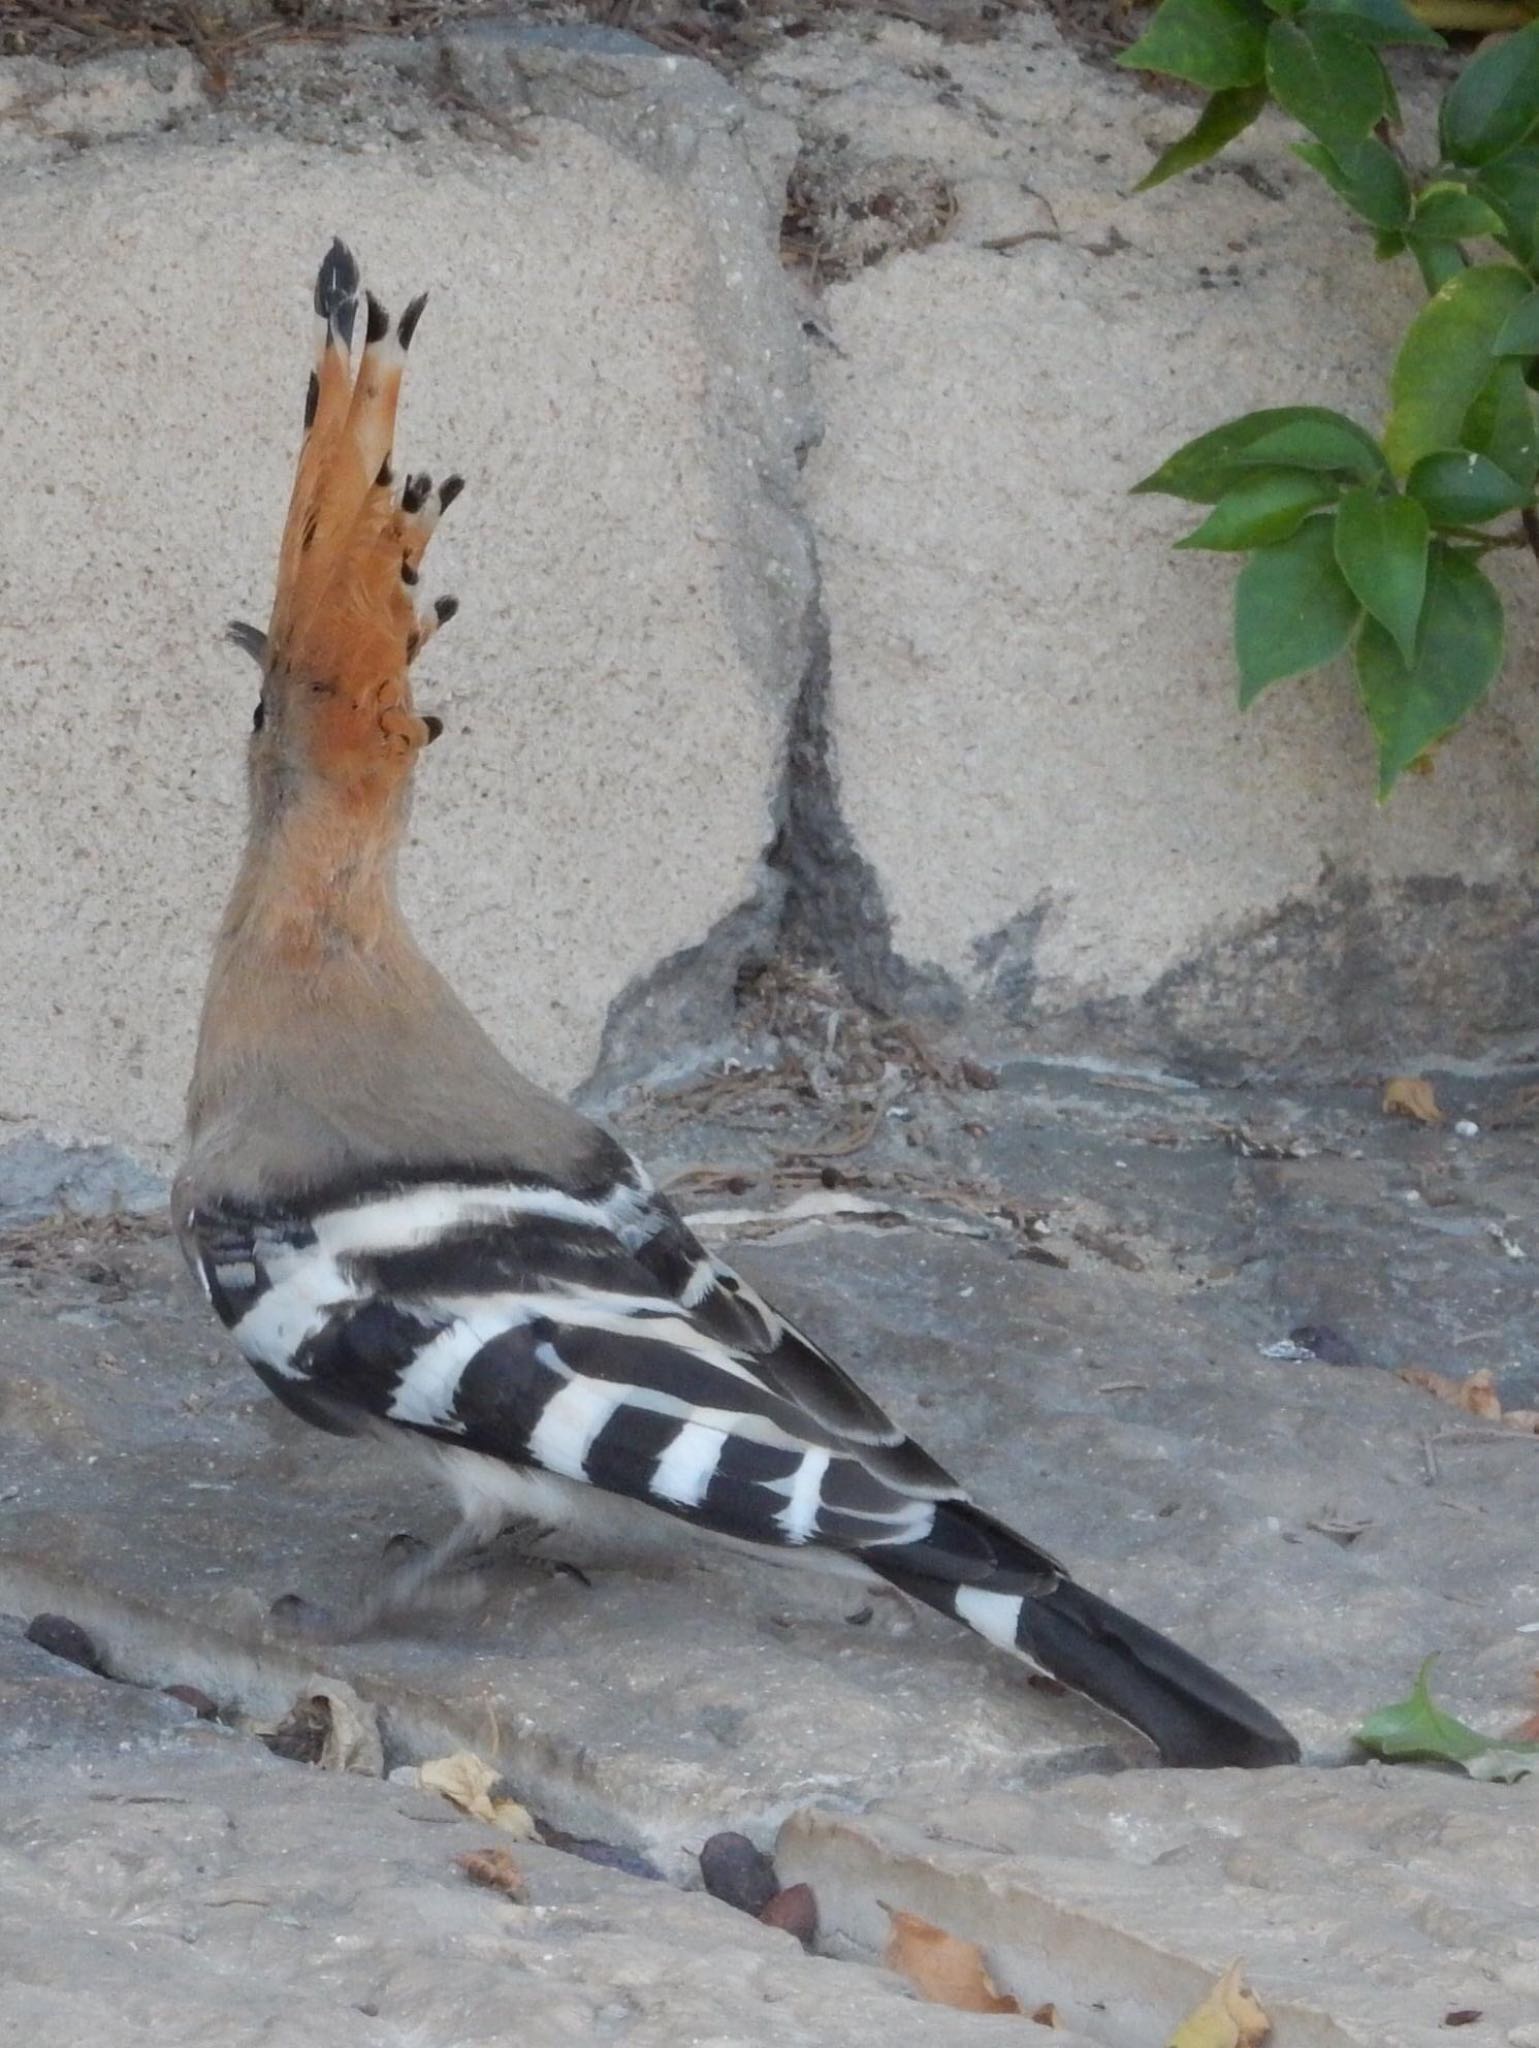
<box><xmin>3</xmin><ymin>14</ymin><xmax>1538</xmax><ymax>1176</ymax></box>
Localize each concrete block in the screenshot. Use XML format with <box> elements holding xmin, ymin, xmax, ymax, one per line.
<box><xmin>0</xmin><ymin>30</ymin><xmax>814</xmax><ymax>1166</ymax></box>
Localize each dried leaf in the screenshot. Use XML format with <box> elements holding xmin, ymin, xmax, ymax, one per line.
<box><xmin>883</xmin><ymin>1906</ymin><xmax>1021</xmax><ymax>2015</ymax></box>
<box><xmin>260</xmin><ymin>1676</ymin><xmax>383</xmax><ymax>1775</ymax></box>
<box><xmin>1166</xmin><ymin>1962</ymin><xmax>1272</xmax><ymax>2048</ymax></box>
<box><xmin>1501</xmin><ymin>1408</ymin><xmax>1539</xmax><ymax>1433</ymax></box>
<box><xmin>1032</xmin><ymin>2004</ymin><xmax>1063</xmax><ymax>2028</ymax></box>
<box><xmin>1383</xmin><ymin>1076</ymin><xmax>1444</xmax><ymax>1124</ymax></box>
<box><xmin>456</xmin><ymin>1847</ymin><xmax>527</xmax><ymax>1899</ymax></box>
<box><xmin>418</xmin><ymin>1751</ymin><xmax>536</xmax><ymax>1837</ymax></box>
<box><xmin>1400</xmin><ymin>1366</ymin><xmax>1502</xmax><ymax>1420</ymax></box>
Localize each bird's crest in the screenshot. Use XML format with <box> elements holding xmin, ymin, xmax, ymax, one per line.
<box><xmin>251</xmin><ymin>239</ymin><xmax>459</xmax><ymax>787</ymax></box>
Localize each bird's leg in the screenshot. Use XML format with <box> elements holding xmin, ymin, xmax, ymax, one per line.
<box><xmin>269</xmin><ymin>1514</ymin><xmax>500</xmax><ymax>1642</ymax></box>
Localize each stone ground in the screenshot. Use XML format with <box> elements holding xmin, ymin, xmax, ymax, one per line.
<box><xmin>6</xmin><ymin>1043</ymin><xmax>1539</xmax><ymax>2043</ymax></box>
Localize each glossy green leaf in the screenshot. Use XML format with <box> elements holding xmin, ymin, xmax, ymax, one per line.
<box><xmin>1265</xmin><ymin>17</ymin><xmax>1388</xmax><ymax>150</ymax></box>
<box><xmin>1134</xmin><ymin>406</ymin><xmax>1379</xmax><ymax>502</ymax></box>
<box><xmin>1470</xmin><ymin>149</ymin><xmax>1539</xmax><ymax>268</ymax></box>
<box><xmin>1293</xmin><ymin>137</ymin><xmax>1411</xmax><ymax>230</ymax></box>
<box><xmin>1463</xmin><ymin>358</ymin><xmax>1539</xmax><ymax>490</ymax></box>
<box><xmin>1137</xmin><ymin>84</ymin><xmax>1270</xmax><ymax>190</ymax></box>
<box><xmin>1305</xmin><ymin>0</ymin><xmax>1441</xmax><ymax>46</ymax></box>
<box><xmin>1383</xmin><ymin>265</ymin><xmax>1532</xmax><ymax>477</ymax></box>
<box><xmin>1355</xmin><ymin>547</ymin><xmax>1504</xmax><ymax>796</ymax></box>
<box><xmin>1357</xmin><ymin>1660</ymin><xmax>1539</xmax><ymax>1780</ymax></box>
<box><xmin>1176</xmin><ymin>469</ymin><xmax>1339</xmax><ymax>548</ymax></box>
<box><xmin>1234</xmin><ymin>515</ymin><xmax>1361</xmax><ymax>705</ymax></box>
<box><xmin>1494</xmin><ymin>288</ymin><xmax>1539</xmax><ymax>356</ymax></box>
<box><xmin>1440</xmin><ymin>20</ymin><xmax>1539</xmax><ymax>169</ymax></box>
<box><xmin>1333</xmin><ymin>487</ymin><xmax>1428</xmax><ymax>661</ymax></box>
<box><xmin>1409</xmin><ymin>182</ymin><xmax>1505</xmax><ymax>244</ymax></box>
<box><xmin>1118</xmin><ymin>0</ymin><xmax>1271</xmax><ymax>89</ymax></box>
<box><xmin>1406</xmin><ymin>449</ymin><xmax>1529</xmax><ymax>526</ymax></box>
<box><xmin>1232</xmin><ymin>413</ymin><xmax>1389</xmax><ymax>481</ymax></box>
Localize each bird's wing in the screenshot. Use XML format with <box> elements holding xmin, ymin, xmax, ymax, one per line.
<box><xmin>180</xmin><ymin>1161</ymin><xmax>1058</xmax><ymax>1581</ymax></box>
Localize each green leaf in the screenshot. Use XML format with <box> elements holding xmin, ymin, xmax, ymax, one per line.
<box><xmin>1495</xmin><ymin>288</ymin><xmax>1539</xmax><ymax>357</ymax></box>
<box><xmin>1304</xmin><ymin>0</ymin><xmax>1441</xmax><ymax>47</ymax></box>
<box><xmin>1232</xmin><ymin>414</ymin><xmax>1390</xmax><ymax>481</ymax></box>
<box><xmin>1332</xmin><ymin>487</ymin><xmax>1428</xmax><ymax>661</ymax></box>
<box><xmin>1383</xmin><ymin>265</ymin><xmax>1532</xmax><ymax>477</ymax></box>
<box><xmin>1355</xmin><ymin>547</ymin><xmax>1504</xmax><ymax>795</ymax></box>
<box><xmin>1134</xmin><ymin>406</ymin><xmax>1381</xmax><ymax>501</ymax></box>
<box><xmin>1265</xmin><ymin>17</ymin><xmax>1388</xmax><ymax>150</ymax></box>
<box><xmin>1440</xmin><ymin>20</ymin><xmax>1539</xmax><ymax>170</ymax></box>
<box><xmin>1293</xmin><ymin>137</ymin><xmax>1411</xmax><ymax>229</ymax></box>
<box><xmin>1175</xmin><ymin>469</ymin><xmax>1339</xmax><ymax>548</ymax></box>
<box><xmin>1470</xmin><ymin>148</ymin><xmax>1539</xmax><ymax>268</ymax></box>
<box><xmin>1118</xmin><ymin>0</ymin><xmax>1271</xmax><ymax>89</ymax></box>
<box><xmin>1407</xmin><ymin>449</ymin><xmax>1529</xmax><ymax>526</ymax></box>
<box><xmin>1409</xmin><ymin>181</ymin><xmax>1505</xmax><ymax>245</ymax></box>
<box><xmin>1137</xmin><ymin>84</ymin><xmax>1270</xmax><ymax>190</ymax></box>
<box><xmin>1463</xmin><ymin>358</ymin><xmax>1539</xmax><ymax>490</ymax></box>
<box><xmin>1356</xmin><ymin>1660</ymin><xmax>1539</xmax><ymax>1780</ymax></box>
<box><xmin>1234</xmin><ymin>515</ymin><xmax>1361</xmax><ymax>705</ymax></box>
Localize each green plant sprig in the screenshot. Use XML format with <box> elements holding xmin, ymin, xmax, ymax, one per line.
<box><xmin>1123</xmin><ymin>0</ymin><xmax>1539</xmax><ymax>793</ymax></box>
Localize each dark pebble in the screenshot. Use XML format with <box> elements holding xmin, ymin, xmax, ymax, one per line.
<box><xmin>760</xmin><ymin>1882</ymin><xmax>818</xmax><ymax>1947</ymax></box>
<box><xmin>1288</xmin><ymin>1324</ymin><xmax>1364</xmax><ymax>1367</ymax></box>
<box><xmin>25</xmin><ymin>1613</ymin><xmax>104</xmax><ymax>1675</ymax></box>
<box><xmin>698</xmin><ymin>1830</ymin><xmax>778</xmax><ymax>1917</ymax></box>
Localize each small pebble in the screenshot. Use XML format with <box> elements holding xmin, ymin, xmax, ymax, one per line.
<box><xmin>163</xmin><ymin>1683</ymin><xmax>219</xmax><ymax>1719</ymax></box>
<box><xmin>759</xmin><ymin>1882</ymin><xmax>818</xmax><ymax>1948</ymax></box>
<box><xmin>1288</xmin><ymin>1324</ymin><xmax>1363</xmax><ymax>1368</ymax></box>
<box><xmin>1454</xmin><ymin>1120</ymin><xmax>1480</xmax><ymax>1138</ymax></box>
<box><xmin>698</xmin><ymin>1830</ymin><xmax>779</xmax><ymax>1917</ymax></box>
<box><xmin>25</xmin><ymin>1613</ymin><xmax>104</xmax><ymax>1675</ymax></box>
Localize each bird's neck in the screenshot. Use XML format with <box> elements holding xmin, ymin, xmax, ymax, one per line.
<box><xmin>220</xmin><ymin>781</ymin><xmax>412</xmax><ymax>965</ymax></box>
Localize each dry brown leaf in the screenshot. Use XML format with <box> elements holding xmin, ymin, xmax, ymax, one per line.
<box><xmin>418</xmin><ymin>1751</ymin><xmax>536</xmax><ymax>1838</ymax></box>
<box><xmin>456</xmin><ymin>1847</ymin><xmax>527</xmax><ymax>1899</ymax></box>
<box><xmin>1382</xmin><ymin>1076</ymin><xmax>1443</xmax><ymax>1124</ymax></box>
<box><xmin>1031</xmin><ymin>2003</ymin><xmax>1063</xmax><ymax>2028</ymax></box>
<box><xmin>1501</xmin><ymin>1408</ymin><xmax>1539</xmax><ymax>1433</ymax></box>
<box><xmin>1400</xmin><ymin>1366</ymin><xmax>1502</xmax><ymax>1421</ymax></box>
<box><xmin>1167</xmin><ymin>1962</ymin><xmax>1271</xmax><ymax>2048</ymax></box>
<box><xmin>883</xmin><ymin>1906</ymin><xmax>1021</xmax><ymax>2015</ymax></box>
<box><xmin>259</xmin><ymin>1676</ymin><xmax>383</xmax><ymax>1775</ymax></box>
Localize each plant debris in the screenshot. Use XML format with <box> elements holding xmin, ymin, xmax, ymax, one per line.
<box><xmin>882</xmin><ymin>1905</ymin><xmax>1022</xmax><ymax>2015</ymax></box>
<box><xmin>1383</xmin><ymin>1077</ymin><xmax>1444</xmax><ymax>1125</ymax></box>
<box><xmin>456</xmin><ymin>1846</ymin><xmax>528</xmax><ymax>1900</ymax></box>
<box><xmin>1166</xmin><ymin>1962</ymin><xmax>1271</xmax><ymax>2048</ymax></box>
<box><xmin>259</xmin><ymin>1677</ymin><xmax>383</xmax><ymax>1775</ymax></box>
<box><xmin>1400</xmin><ymin>1366</ymin><xmax>1539</xmax><ymax>1433</ymax></box>
<box><xmin>1356</xmin><ymin>1659</ymin><xmax>1539</xmax><ymax>1782</ymax></box>
<box><xmin>415</xmin><ymin>1751</ymin><xmax>535</xmax><ymax>1836</ymax></box>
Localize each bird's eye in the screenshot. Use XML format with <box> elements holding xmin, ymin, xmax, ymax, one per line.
<box><xmin>252</xmin><ymin>701</ymin><xmax>265</xmax><ymax>733</ymax></box>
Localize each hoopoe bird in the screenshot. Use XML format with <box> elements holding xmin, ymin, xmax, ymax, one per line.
<box><xmin>175</xmin><ymin>242</ymin><xmax>1299</xmax><ymax>1770</ymax></box>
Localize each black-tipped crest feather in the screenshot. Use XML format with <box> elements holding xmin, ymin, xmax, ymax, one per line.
<box><xmin>314</xmin><ymin>237</ymin><xmax>360</xmax><ymax>346</ymax></box>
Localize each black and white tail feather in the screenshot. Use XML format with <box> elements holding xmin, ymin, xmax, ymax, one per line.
<box><xmin>184</xmin><ymin>1153</ymin><xmax>1299</xmax><ymax>1769</ymax></box>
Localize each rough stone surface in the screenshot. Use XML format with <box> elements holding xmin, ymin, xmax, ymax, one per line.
<box><xmin>0</xmin><ymin>30</ymin><xmax>812</xmax><ymax>1164</ymax></box>
<box><xmin>5</xmin><ymin>1061</ymin><xmax>1539</xmax><ymax>2041</ymax></box>
<box><xmin>777</xmin><ymin>1774</ymin><xmax>1539</xmax><ymax>2047</ymax></box>
<box><xmin>0</xmin><ymin>1715</ymin><xmax>1020</xmax><ymax>2047</ymax></box>
<box><xmin>762</xmin><ymin>16</ymin><xmax>1539</xmax><ymax>1068</ymax></box>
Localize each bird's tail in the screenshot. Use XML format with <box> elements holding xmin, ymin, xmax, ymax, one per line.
<box><xmin>868</xmin><ymin>1501</ymin><xmax>1299</xmax><ymax>1769</ymax></box>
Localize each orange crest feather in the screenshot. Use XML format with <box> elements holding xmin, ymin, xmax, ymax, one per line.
<box><xmin>263</xmin><ymin>240</ymin><xmax>459</xmax><ymax>781</ymax></box>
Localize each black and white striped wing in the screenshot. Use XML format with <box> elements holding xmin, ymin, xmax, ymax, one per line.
<box><xmin>178</xmin><ymin>1167</ymin><xmax>1050</xmax><ymax>1575</ymax></box>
